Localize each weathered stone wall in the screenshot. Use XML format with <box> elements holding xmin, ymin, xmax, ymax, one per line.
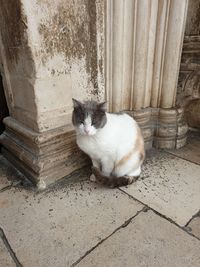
<box><xmin>0</xmin><ymin>0</ymin><xmax>105</xmax><ymax>132</ymax></box>
<box><xmin>185</xmin><ymin>0</ymin><xmax>200</xmax><ymax>35</ymax></box>
<box><xmin>0</xmin><ymin>0</ymin><xmax>104</xmax><ymax>188</ymax></box>
<box><xmin>0</xmin><ymin>0</ymin><xmax>37</xmax><ymax>129</ymax></box>
<box><xmin>27</xmin><ymin>0</ymin><xmax>105</xmax><ymax>131</ymax></box>
<box><xmin>177</xmin><ymin>0</ymin><xmax>200</xmax><ymax>110</ymax></box>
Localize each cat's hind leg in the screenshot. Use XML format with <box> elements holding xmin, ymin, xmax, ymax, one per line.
<box><xmin>113</xmin><ymin>153</ymin><xmax>140</xmax><ymax>177</ymax></box>
<box><xmin>128</xmin><ymin>166</ymin><xmax>141</xmax><ymax>177</ymax></box>
<box><xmin>124</xmin><ymin>166</ymin><xmax>141</xmax><ymax>184</ymax></box>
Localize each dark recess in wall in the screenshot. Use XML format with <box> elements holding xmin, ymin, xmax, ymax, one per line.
<box><xmin>0</xmin><ymin>73</ymin><xmax>9</xmax><ymax>141</ymax></box>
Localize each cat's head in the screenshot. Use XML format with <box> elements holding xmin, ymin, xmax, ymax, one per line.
<box><xmin>72</xmin><ymin>99</ymin><xmax>107</xmax><ymax>136</ymax></box>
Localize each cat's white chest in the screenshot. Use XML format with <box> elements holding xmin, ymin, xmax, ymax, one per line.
<box><xmin>77</xmin><ymin>135</ymin><xmax>104</xmax><ymax>160</ymax></box>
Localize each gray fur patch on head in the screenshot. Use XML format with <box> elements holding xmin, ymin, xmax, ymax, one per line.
<box><xmin>72</xmin><ymin>99</ymin><xmax>107</xmax><ymax>129</ymax></box>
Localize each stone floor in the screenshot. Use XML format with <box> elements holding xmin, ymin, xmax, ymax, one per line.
<box><xmin>0</xmin><ymin>131</ymin><xmax>200</xmax><ymax>267</ymax></box>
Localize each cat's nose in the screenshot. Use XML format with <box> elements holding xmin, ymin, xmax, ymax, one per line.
<box><xmin>85</xmin><ymin>129</ymin><xmax>90</xmax><ymax>134</ymax></box>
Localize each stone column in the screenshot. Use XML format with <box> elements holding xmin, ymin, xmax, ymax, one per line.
<box><xmin>106</xmin><ymin>0</ymin><xmax>189</xmax><ymax>149</ymax></box>
<box><xmin>0</xmin><ymin>0</ymin><xmax>105</xmax><ymax>188</ymax></box>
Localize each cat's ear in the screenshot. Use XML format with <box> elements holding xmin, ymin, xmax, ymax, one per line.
<box><xmin>98</xmin><ymin>102</ymin><xmax>107</xmax><ymax>111</ymax></box>
<box><xmin>72</xmin><ymin>98</ymin><xmax>83</xmax><ymax>109</ymax></box>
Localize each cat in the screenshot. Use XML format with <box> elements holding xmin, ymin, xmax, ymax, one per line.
<box><xmin>72</xmin><ymin>99</ymin><xmax>145</xmax><ymax>187</ymax></box>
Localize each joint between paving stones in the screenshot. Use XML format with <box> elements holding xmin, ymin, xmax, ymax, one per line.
<box><xmin>70</xmin><ymin>206</ymin><xmax>146</xmax><ymax>267</ymax></box>
<box><xmin>165</xmin><ymin>150</ymin><xmax>200</xmax><ymax>167</ymax></box>
<box><xmin>0</xmin><ymin>227</ymin><xmax>23</xmax><ymax>267</ymax></box>
<box><xmin>119</xmin><ymin>188</ymin><xmax>200</xmax><ymax>242</ymax></box>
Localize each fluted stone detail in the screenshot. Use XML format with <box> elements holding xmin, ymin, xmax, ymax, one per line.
<box><xmin>105</xmin><ymin>0</ymin><xmax>189</xmax><ymax>149</ymax></box>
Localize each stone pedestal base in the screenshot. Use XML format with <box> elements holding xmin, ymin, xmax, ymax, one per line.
<box><xmin>128</xmin><ymin>107</ymin><xmax>188</xmax><ymax>150</ymax></box>
<box><xmin>0</xmin><ymin>117</ymin><xmax>89</xmax><ymax>189</ymax></box>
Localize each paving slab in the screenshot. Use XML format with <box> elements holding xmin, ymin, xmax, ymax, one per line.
<box><xmin>0</xmin><ymin>237</ymin><xmax>15</xmax><ymax>267</ymax></box>
<box><xmin>122</xmin><ymin>149</ymin><xmax>200</xmax><ymax>226</ymax></box>
<box><xmin>0</xmin><ymin>155</ymin><xmax>24</xmax><ymax>190</ymax></box>
<box><xmin>188</xmin><ymin>215</ymin><xmax>200</xmax><ymax>239</ymax></box>
<box><xmin>0</xmin><ymin>170</ymin><xmax>143</xmax><ymax>267</ymax></box>
<box><xmin>78</xmin><ymin>210</ymin><xmax>200</xmax><ymax>267</ymax></box>
<box><xmin>167</xmin><ymin>130</ymin><xmax>200</xmax><ymax>165</ymax></box>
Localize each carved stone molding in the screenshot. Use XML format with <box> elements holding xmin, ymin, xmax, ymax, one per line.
<box><xmin>0</xmin><ymin>117</ymin><xmax>89</xmax><ymax>188</ymax></box>
<box><xmin>105</xmin><ymin>0</ymin><xmax>188</xmax><ymax>149</ymax></box>
<box><xmin>185</xmin><ymin>99</ymin><xmax>200</xmax><ymax>128</ymax></box>
<box><xmin>127</xmin><ymin>107</ymin><xmax>188</xmax><ymax>150</ymax></box>
<box><xmin>177</xmin><ymin>36</ymin><xmax>200</xmax><ymax>107</ymax></box>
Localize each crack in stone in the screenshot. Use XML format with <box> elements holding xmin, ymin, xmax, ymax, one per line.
<box><xmin>185</xmin><ymin>209</ymin><xmax>200</xmax><ymax>227</ymax></box>
<box><xmin>70</xmin><ymin>207</ymin><xmax>146</xmax><ymax>267</ymax></box>
<box><xmin>0</xmin><ymin>227</ymin><xmax>23</xmax><ymax>267</ymax></box>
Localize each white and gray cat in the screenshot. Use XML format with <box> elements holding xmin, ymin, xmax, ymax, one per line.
<box><xmin>72</xmin><ymin>99</ymin><xmax>145</xmax><ymax>187</ymax></box>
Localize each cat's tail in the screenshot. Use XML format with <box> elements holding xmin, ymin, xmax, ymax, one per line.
<box><xmin>92</xmin><ymin>167</ymin><xmax>138</xmax><ymax>188</ymax></box>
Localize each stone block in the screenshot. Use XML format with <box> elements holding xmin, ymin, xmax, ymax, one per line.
<box><xmin>0</xmin><ymin>117</ymin><xmax>89</xmax><ymax>188</ymax></box>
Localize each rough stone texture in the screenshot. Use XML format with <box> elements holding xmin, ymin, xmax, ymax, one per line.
<box><xmin>177</xmin><ymin>0</ymin><xmax>200</xmax><ymax>120</ymax></box>
<box><xmin>122</xmin><ymin>149</ymin><xmax>200</xmax><ymax>226</ymax></box>
<box><xmin>177</xmin><ymin>37</ymin><xmax>200</xmax><ymax>108</ymax></box>
<box><xmin>188</xmin><ymin>215</ymin><xmax>200</xmax><ymax>239</ymax></box>
<box><xmin>185</xmin><ymin>0</ymin><xmax>200</xmax><ymax>36</ymax></box>
<box><xmin>78</xmin><ymin>211</ymin><xmax>200</xmax><ymax>267</ymax></box>
<box><xmin>0</xmin><ymin>155</ymin><xmax>23</xmax><ymax>190</ymax></box>
<box><xmin>167</xmin><ymin>130</ymin><xmax>200</xmax><ymax>164</ymax></box>
<box><xmin>0</xmin><ymin>172</ymin><xmax>143</xmax><ymax>267</ymax></box>
<box><xmin>0</xmin><ymin>238</ymin><xmax>15</xmax><ymax>267</ymax></box>
<box><xmin>185</xmin><ymin>99</ymin><xmax>200</xmax><ymax>128</ymax></box>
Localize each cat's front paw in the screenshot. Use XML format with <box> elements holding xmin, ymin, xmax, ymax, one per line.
<box><xmin>90</xmin><ymin>174</ymin><xmax>96</xmax><ymax>182</ymax></box>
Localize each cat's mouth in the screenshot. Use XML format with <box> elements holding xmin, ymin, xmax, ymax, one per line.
<box><xmin>85</xmin><ymin>132</ymin><xmax>95</xmax><ymax>136</ymax></box>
